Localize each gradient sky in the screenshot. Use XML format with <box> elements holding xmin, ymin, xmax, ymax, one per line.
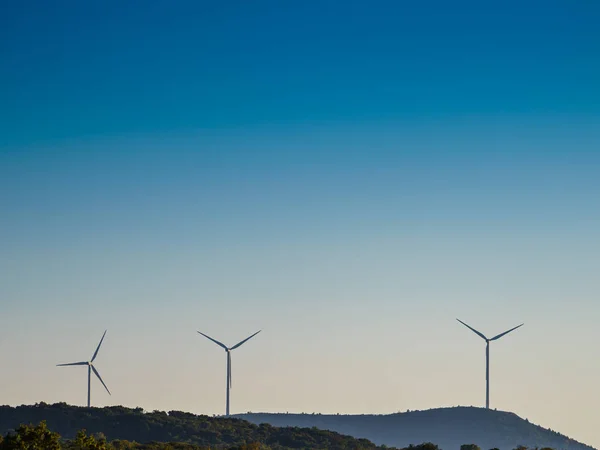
<box><xmin>1</xmin><ymin>1</ymin><xmax>600</xmax><ymax>448</ymax></box>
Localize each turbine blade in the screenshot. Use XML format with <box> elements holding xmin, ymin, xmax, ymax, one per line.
<box><xmin>91</xmin><ymin>365</ymin><xmax>111</xmax><ymax>395</ymax></box>
<box><xmin>228</xmin><ymin>352</ymin><xmax>232</xmax><ymax>389</ymax></box>
<box><xmin>198</xmin><ymin>331</ymin><xmax>228</xmax><ymax>350</ymax></box>
<box><xmin>56</xmin><ymin>361</ymin><xmax>88</xmax><ymax>367</ymax></box>
<box><xmin>456</xmin><ymin>319</ymin><xmax>488</xmax><ymax>341</ymax></box>
<box><xmin>490</xmin><ymin>323</ymin><xmax>524</xmax><ymax>341</ymax></box>
<box><xmin>230</xmin><ymin>330</ymin><xmax>261</xmax><ymax>350</ymax></box>
<box><xmin>91</xmin><ymin>330</ymin><xmax>107</xmax><ymax>362</ymax></box>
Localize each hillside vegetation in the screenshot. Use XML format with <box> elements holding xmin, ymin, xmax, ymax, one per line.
<box><xmin>0</xmin><ymin>403</ymin><xmax>387</xmax><ymax>449</ymax></box>
<box><xmin>0</xmin><ymin>404</ymin><xmax>594</xmax><ymax>450</ymax></box>
<box><xmin>236</xmin><ymin>408</ymin><xmax>595</xmax><ymax>450</ymax></box>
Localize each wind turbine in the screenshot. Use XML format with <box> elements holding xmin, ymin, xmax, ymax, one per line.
<box><xmin>197</xmin><ymin>330</ymin><xmax>261</xmax><ymax>416</ymax></box>
<box><xmin>456</xmin><ymin>319</ymin><xmax>523</xmax><ymax>409</ymax></box>
<box><xmin>57</xmin><ymin>330</ymin><xmax>111</xmax><ymax>407</ymax></box>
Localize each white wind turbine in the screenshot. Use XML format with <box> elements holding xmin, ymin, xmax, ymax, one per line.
<box><xmin>197</xmin><ymin>330</ymin><xmax>261</xmax><ymax>416</ymax></box>
<box><xmin>456</xmin><ymin>319</ymin><xmax>523</xmax><ymax>409</ymax></box>
<box><xmin>57</xmin><ymin>330</ymin><xmax>111</xmax><ymax>407</ymax></box>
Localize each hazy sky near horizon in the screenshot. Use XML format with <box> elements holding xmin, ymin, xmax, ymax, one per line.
<box><xmin>1</xmin><ymin>1</ymin><xmax>600</xmax><ymax>448</ymax></box>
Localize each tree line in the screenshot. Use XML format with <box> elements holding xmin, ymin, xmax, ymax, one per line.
<box><xmin>0</xmin><ymin>420</ymin><xmax>564</xmax><ymax>450</ymax></box>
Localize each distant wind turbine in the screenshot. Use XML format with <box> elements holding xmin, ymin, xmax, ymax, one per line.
<box><xmin>197</xmin><ymin>330</ymin><xmax>261</xmax><ymax>416</ymax></box>
<box><xmin>456</xmin><ymin>319</ymin><xmax>523</xmax><ymax>409</ymax></box>
<box><xmin>57</xmin><ymin>330</ymin><xmax>111</xmax><ymax>407</ymax></box>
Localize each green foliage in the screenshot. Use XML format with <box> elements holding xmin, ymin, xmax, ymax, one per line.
<box><xmin>0</xmin><ymin>412</ymin><xmax>386</xmax><ymax>450</ymax></box>
<box><xmin>461</xmin><ymin>445</ymin><xmax>481</xmax><ymax>450</ymax></box>
<box><xmin>0</xmin><ymin>421</ymin><xmax>564</xmax><ymax>450</ymax></box>
<box><xmin>64</xmin><ymin>429</ymin><xmax>110</xmax><ymax>450</ymax></box>
<box><xmin>0</xmin><ymin>421</ymin><xmax>61</xmax><ymax>450</ymax></box>
<box><xmin>0</xmin><ymin>406</ymin><xmax>568</xmax><ymax>450</ymax></box>
<box><xmin>401</xmin><ymin>444</ymin><xmax>440</xmax><ymax>450</ymax></box>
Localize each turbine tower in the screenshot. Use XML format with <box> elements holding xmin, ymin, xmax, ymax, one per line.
<box><xmin>456</xmin><ymin>319</ymin><xmax>523</xmax><ymax>409</ymax></box>
<box><xmin>197</xmin><ymin>330</ymin><xmax>261</xmax><ymax>416</ymax></box>
<box><xmin>57</xmin><ymin>330</ymin><xmax>111</xmax><ymax>407</ymax></box>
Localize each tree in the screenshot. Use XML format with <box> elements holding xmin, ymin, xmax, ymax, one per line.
<box><xmin>461</xmin><ymin>445</ymin><xmax>481</xmax><ymax>450</ymax></box>
<box><xmin>65</xmin><ymin>430</ymin><xmax>110</xmax><ymax>450</ymax></box>
<box><xmin>0</xmin><ymin>421</ymin><xmax>61</xmax><ymax>450</ymax></box>
<box><xmin>403</xmin><ymin>443</ymin><xmax>440</xmax><ymax>450</ymax></box>
<box><xmin>110</xmin><ymin>442</ymin><xmax>137</xmax><ymax>450</ymax></box>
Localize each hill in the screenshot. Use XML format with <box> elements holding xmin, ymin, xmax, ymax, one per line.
<box><xmin>0</xmin><ymin>403</ymin><xmax>387</xmax><ymax>449</ymax></box>
<box><xmin>236</xmin><ymin>407</ymin><xmax>595</xmax><ymax>450</ymax></box>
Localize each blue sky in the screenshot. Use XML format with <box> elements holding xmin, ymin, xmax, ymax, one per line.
<box><xmin>2</xmin><ymin>1</ymin><xmax>599</xmax><ymax>143</ymax></box>
<box><xmin>1</xmin><ymin>1</ymin><xmax>600</xmax><ymax>448</ymax></box>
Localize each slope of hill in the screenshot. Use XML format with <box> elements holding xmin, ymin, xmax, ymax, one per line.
<box><xmin>236</xmin><ymin>407</ymin><xmax>595</xmax><ymax>450</ymax></box>
<box><xmin>0</xmin><ymin>403</ymin><xmax>387</xmax><ymax>449</ymax></box>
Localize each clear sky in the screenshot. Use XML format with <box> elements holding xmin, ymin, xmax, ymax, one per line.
<box><xmin>1</xmin><ymin>1</ymin><xmax>600</xmax><ymax>448</ymax></box>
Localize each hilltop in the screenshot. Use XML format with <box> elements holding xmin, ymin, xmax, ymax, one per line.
<box><xmin>0</xmin><ymin>403</ymin><xmax>386</xmax><ymax>449</ymax></box>
<box><xmin>236</xmin><ymin>407</ymin><xmax>595</xmax><ymax>450</ymax></box>
<box><xmin>0</xmin><ymin>404</ymin><xmax>594</xmax><ymax>450</ymax></box>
